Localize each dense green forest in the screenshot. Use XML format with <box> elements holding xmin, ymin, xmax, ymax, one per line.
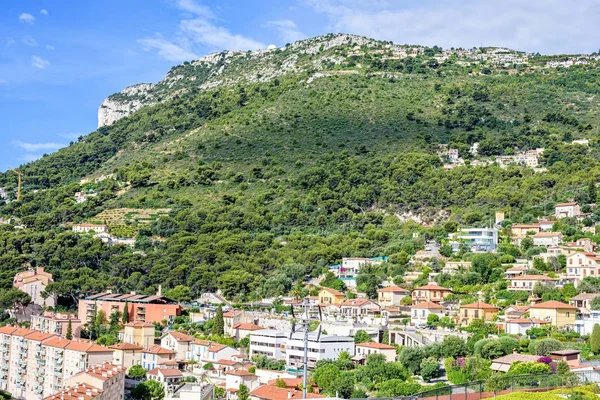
<box><xmin>1</xmin><ymin>34</ymin><xmax>600</xmax><ymax>307</ymax></box>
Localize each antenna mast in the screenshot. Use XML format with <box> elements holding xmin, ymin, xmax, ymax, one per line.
<box><xmin>290</xmin><ymin>298</ymin><xmax>322</xmax><ymax>399</ymax></box>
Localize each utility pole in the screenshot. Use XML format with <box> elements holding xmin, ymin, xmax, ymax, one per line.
<box><xmin>12</xmin><ymin>169</ymin><xmax>22</xmax><ymax>201</ymax></box>
<box><xmin>290</xmin><ymin>298</ymin><xmax>322</xmax><ymax>399</ymax></box>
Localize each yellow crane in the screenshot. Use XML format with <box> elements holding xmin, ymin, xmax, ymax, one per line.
<box><xmin>12</xmin><ymin>169</ymin><xmax>22</xmax><ymax>201</ymax></box>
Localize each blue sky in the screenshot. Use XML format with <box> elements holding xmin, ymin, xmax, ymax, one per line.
<box><xmin>2</xmin><ymin>0</ymin><xmax>600</xmax><ymax>172</ymax></box>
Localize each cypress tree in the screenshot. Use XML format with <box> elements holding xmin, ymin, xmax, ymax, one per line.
<box><xmin>238</xmin><ymin>384</ymin><xmax>249</xmax><ymax>400</ymax></box>
<box><xmin>213</xmin><ymin>304</ymin><xmax>224</xmax><ymax>336</ymax></box>
<box><xmin>66</xmin><ymin>318</ymin><xmax>73</xmax><ymax>340</ymax></box>
<box><xmin>122</xmin><ymin>302</ymin><xmax>129</xmax><ymax>324</ymax></box>
<box><xmin>590</xmin><ymin>181</ymin><xmax>597</xmax><ymax>203</ymax></box>
<box><xmin>591</xmin><ymin>324</ymin><xmax>600</xmax><ymax>354</ymax></box>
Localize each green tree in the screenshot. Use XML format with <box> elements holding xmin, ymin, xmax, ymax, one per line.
<box><xmin>399</xmin><ymin>346</ymin><xmax>426</xmax><ymax>375</ymax></box>
<box><xmin>441</xmin><ymin>335</ymin><xmax>467</xmax><ymax>358</ymax></box>
<box><xmin>238</xmin><ymin>384</ymin><xmax>249</xmax><ymax>400</ymax></box>
<box><xmin>591</xmin><ymin>324</ymin><xmax>600</xmax><ymax>354</ymax></box>
<box><xmin>274</xmin><ymin>378</ymin><xmax>286</xmax><ymax>388</ymax></box>
<box><xmin>122</xmin><ymin>302</ymin><xmax>130</xmax><ymax>324</ymax></box>
<box><xmin>485</xmin><ymin>373</ymin><xmax>508</xmax><ymax>400</ymax></box>
<box><xmin>167</xmin><ymin>285</ymin><xmax>192</xmax><ymax>302</ymax></box>
<box><xmin>313</xmin><ymin>363</ymin><xmax>340</xmax><ymax>393</ymax></box>
<box><xmin>556</xmin><ymin>360</ymin><xmax>570</xmax><ymax>375</ymax></box>
<box><xmin>131</xmin><ymin>380</ymin><xmax>164</xmax><ymax>400</ymax></box>
<box><xmin>329</xmin><ymin>372</ymin><xmax>355</xmax><ymax>398</ymax></box>
<box><xmin>128</xmin><ymin>365</ymin><xmax>147</xmax><ymax>379</ymax></box>
<box><xmin>354</xmin><ymin>330</ymin><xmax>371</xmax><ymax>344</ymax></box>
<box><xmin>590</xmin><ymin>181</ymin><xmax>597</xmax><ymax>203</ymax></box>
<box><xmin>427</xmin><ymin>313</ymin><xmax>440</xmax><ymax>326</ymax></box>
<box><xmin>213</xmin><ymin>305</ymin><xmax>224</xmax><ymax>336</ymax></box>
<box><xmin>420</xmin><ymin>357</ymin><xmax>439</xmax><ymax>382</ymax></box>
<box><xmin>66</xmin><ymin>319</ymin><xmax>73</xmax><ymax>340</ymax></box>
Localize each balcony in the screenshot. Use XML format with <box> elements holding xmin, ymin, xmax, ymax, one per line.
<box><xmin>54</xmin><ymin>370</ymin><xmax>62</xmax><ymax>377</ymax></box>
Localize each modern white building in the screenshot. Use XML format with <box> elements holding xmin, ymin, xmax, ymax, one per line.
<box><xmin>249</xmin><ymin>330</ymin><xmax>354</xmax><ymax>369</ymax></box>
<box><xmin>286</xmin><ymin>332</ymin><xmax>354</xmax><ymax>370</ymax></box>
<box><xmin>249</xmin><ymin>330</ymin><xmax>288</xmax><ymax>360</ymax></box>
<box><xmin>532</xmin><ymin>232</ymin><xmax>563</xmax><ymax>247</ymax></box>
<box><xmin>449</xmin><ymin>228</ymin><xmax>498</xmax><ymax>252</ymax></box>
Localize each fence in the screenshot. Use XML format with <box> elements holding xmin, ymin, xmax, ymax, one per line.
<box><xmin>398</xmin><ymin>370</ymin><xmax>600</xmax><ymax>400</ymax></box>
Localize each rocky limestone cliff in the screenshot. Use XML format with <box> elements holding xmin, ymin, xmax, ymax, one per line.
<box><xmin>97</xmin><ymin>34</ymin><xmax>380</xmax><ymax>128</ymax></box>
<box><xmin>97</xmin><ymin>83</ymin><xmax>155</xmax><ymax>128</ymax></box>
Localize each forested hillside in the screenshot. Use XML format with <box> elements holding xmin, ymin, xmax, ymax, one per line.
<box><xmin>1</xmin><ymin>34</ymin><xmax>600</xmax><ymax>306</ymax></box>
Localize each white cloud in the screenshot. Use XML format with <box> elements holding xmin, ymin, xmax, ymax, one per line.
<box><xmin>13</xmin><ymin>141</ymin><xmax>65</xmax><ymax>152</ymax></box>
<box><xmin>19</xmin><ymin>13</ymin><xmax>35</xmax><ymax>24</ymax></box>
<box><xmin>176</xmin><ymin>0</ymin><xmax>214</xmax><ymax>18</ymax></box>
<box><xmin>22</xmin><ymin>36</ymin><xmax>38</xmax><ymax>47</ymax></box>
<box><xmin>304</xmin><ymin>0</ymin><xmax>600</xmax><ymax>54</ymax></box>
<box><xmin>5</xmin><ymin>37</ymin><xmax>16</xmax><ymax>46</ymax></box>
<box><xmin>139</xmin><ymin>0</ymin><xmax>265</xmax><ymax>61</ymax></box>
<box><xmin>45</xmin><ymin>45</ymin><xmax>55</xmax><ymax>50</ymax></box>
<box><xmin>40</xmin><ymin>9</ymin><xmax>48</xmax><ymax>15</ymax></box>
<box><xmin>180</xmin><ymin>19</ymin><xmax>266</xmax><ymax>51</ymax></box>
<box><xmin>138</xmin><ymin>36</ymin><xmax>198</xmax><ymax>62</ymax></box>
<box><xmin>31</xmin><ymin>56</ymin><xmax>50</xmax><ymax>69</ymax></box>
<box><xmin>265</xmin><ymin>19</ymin><xmax>306</xmax><ymax>43</ymax></box>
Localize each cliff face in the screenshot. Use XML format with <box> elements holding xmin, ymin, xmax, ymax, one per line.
<box><xmin>96</xmin><ymin>34</ymin><xmax>378</xmax><ymax>128</ymax></box>
<box><xmin>97</xmin><ymin>84</ymin><xmax>155</xmax><ymax>128</ymax></box>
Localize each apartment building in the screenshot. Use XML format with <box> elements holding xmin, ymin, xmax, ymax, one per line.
<box><xmin>412</xmin><ymin>283</ymin><xmax>453</xmax><ymax>304</ymax></box>
<box><xmin>78</xmin><ymin>291</ymin><xmax>181</xmax><ymax>325</ymax></box>
<box><xmin>13</xmin><ymin>267</ymin><xmax>56</xmax><ymax>308</ymax></box>
<box><xmin>249</xmin><ymin>330</ymin><xmax>354</xmax><ymax>369</ymax></box>
<box><xmin>507</xmin><ymin>275</ymin><xmax>558</xmax><ymax>292</ymax></box>
<box><xmin>109</xmin><ymin>343</ymin><xmax>143</xmax><ymax>371</ymax></box>
<box><xmin>141</xmin><ymin>345</ymin><xmax>176</xmax><ymax>371</ymax></box>
<box><xmin>72</xmin><ymin>224</ymin><xmax>109</xmax><ymax>234</ymax></box>
<box><xmin>31</xmin><ymin>311</ymin><xmax>82</xmax><ymax>338</ymax></box>
<box><xmin>161</xmin><ymin>331</ymin><xmax>195</xmax><ymax>361</ymax></box>
<box><xmin>555</xmin><ymin>202</ymin><xmax>580</xmax><ymax>218</ymax></box>
<box><xmin>63</xmin><ymin>363</ymin><xmax>125</xmax><ymax>400</ymax></box>
<box><xmin>122</xmin><ymin>321</ymin><xmax>155</xmax><ymax>347</ymax></box>
<box><xmin>0</xmin><ymin>326</ymin><xmax>113</xmax><ymax>399</ymax></box>
<box><xmin>449</xmin><ymin>227</ymin><xmax>498</xmax><ymax>252</ymax></box>
<box><xmin>565</xmin><ymin>252</ymin><xmax>600</xmax><ymax>286</ymax></box>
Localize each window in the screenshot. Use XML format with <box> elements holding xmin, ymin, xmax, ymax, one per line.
<box><xmin>566</xmin><ymin>312</ymin><xmax>570</xmax><ymax>317</ymax></box>
<box><xmin>474</xmin><ymin>310</ymin><xmax>479</xmax><ymax>318</ymax></box>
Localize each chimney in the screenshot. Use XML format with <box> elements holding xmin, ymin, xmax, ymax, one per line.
<box><xmin>157</xmin><ymin>285</ymin><xmax>162</xmax><ymax>296</ymax></box>
<box><xmin>288</xmin><ymin>391</ymin><xmax>292</xmax><ymax>399</ymax></box>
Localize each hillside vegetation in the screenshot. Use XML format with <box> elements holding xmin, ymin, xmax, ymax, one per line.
<box><xmin>0</xmin><ymin>34</ymin><xmax>600</xmax><ymax>305</ymax></box>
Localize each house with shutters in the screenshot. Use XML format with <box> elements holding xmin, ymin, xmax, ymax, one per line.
<box><xmin>411</xmin><ymin>302</ymin><xmax>445</xmax><ymax>326</ymax></box>
<box><xmin>508</xmin><ymin>275</ymin><xmax>558</xmax><ymax>292</ymax></box>
<box><xmin>457</xmin><ymin>302</ymin><xmax>499</xmax><ymax>326</ymax></box>
<box><xmin>377</xmin><ymin>286</ymin><xmax>410</xmax><ymax>307</ymax></box>
<box><xmin>412</xmin><ymin>283</ymin><xmax>452</xmax><ymax>304</ymax></box>
<box><xmin>555</xmin><ymin>202</ymin><xmax>580</xmax><ymax>218</ymax></box>
<box><xmin>528</xmin><ymin>300</ymin><xmax>577</xmax><ymax>328</ymax></box>
<box><xmin>318</xmin><ymin>288</ymin><xmax>345</xmax><ymax>306</ymax></box>
<box><xmin>565</xmin><ymin>252</ymin><xmax>600</xmax><ymax>286</ymax></box>
<box><xmin>340</xmin><ymin>298</ymin><xmax>380</xmax><ymax>317</ymax></box>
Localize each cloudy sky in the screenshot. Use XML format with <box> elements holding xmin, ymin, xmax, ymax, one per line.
<box><xmin>1</xmin><ymin>0</ymin><xmax>600</xmax><ymax>171</ymax></box>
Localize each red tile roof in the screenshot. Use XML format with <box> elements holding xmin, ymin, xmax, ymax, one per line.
<box><xmin>319</xmin><ymin>287</ymin><xmax>344</xmax><ymax>296</ymax></box>
<box><xmin>227</xmin><ymin>369</ymin><xmax>256</xmax><ymax>377</ymax></box>
<box><xmin>124</xmin><ymin>321</ymin><xmax>155</xmax><ymax>327</ymax></box>
<box><xmin>341</xmin><ymin>298</ymin><xmax>378</xmax><ymax>307</ymax></box>
<box><xmin>144</xmin><ymin>345</ymin><xmax>176</xmax><ymax>355</ymax></box>
<box><xmin>355</xmin><ymin>342</ymin><xmax>396</xmax><ymax>350</ymax></box>
<box><xmin>0</xmin><ymin>326</ymin><xmax>18</xmax><ymax>335</ymax></box>
<box><xmin>73</xmin><ymin>363</ymin><xmax>125</xmax><ymax>382</ymax></box>
<box><xmin>529</xmin><ymin>300</ymin><xmax>576</xmax><ymax>310</ymax></box>
<box><xmin>460</xmin><ymin>302</ymin><xmax>498</xmax><ymax>310</ymax></box>
<box><xmin>223</xmin><ymin>310</ymin><xmax>243</xmax><ymax>318</ymax></box>
<box><xmin>250</xmin><ymin>386</ymin><xmax>325</xmax><ymax>400</ymax></box>
<box><xmin>508</xmin><ymin>275</ymin><xmax>558</xmax><ymax>281</ymax></box>
<box><xmin>267</xmin><ymin>378</ymin><xmax>302</xmax><ymax>388</ymax></box>
<box><xmin>233</xmin><ymin>323</ymin><xmax>264</xmax><ymax>331</ymax></box>
<box><xmin>377</xmin><ymin>286</ymin><xmax>410</xmax><ymax>293</ymax></box>
<box><xmin>555</xmin><ymin>202</ymin><xmax>578</xmax><ymax>207</ymax></box>
<box><xmin>147</xmin><ymin>368</ymin><xmax>183</xmax><ymax>377</ymax></box>
<box><xmin>413</xmin><ymin>283</ymin><xmax>452</xmax><ymax>292</ymax></box>
<box><xmin>43</xmin><ymin>383</ymin><xmax>103</xmax><ymax>400</ymax></box>
<box><xmin>208</xmin><ymin>344</ymin><xmax>228</xmax><ymax>352</ymax></box>
<box><xmin>412</xmin><ymin>301</ymin><xmax>444</xmax><ymax>310</ymax></box>
<box><xmin>167</xmin><ymin>331</ymin><xmax>195</xmax><ymax>342</ymax></box>
<box><xmin>109</xmin><ymin>343</ymin><xmax>144</xmax><ymax>351</ymax></box>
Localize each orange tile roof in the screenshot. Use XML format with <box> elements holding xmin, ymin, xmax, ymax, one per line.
<box><xmin>167</xmin><ymin>331</ymin><xmax>195</xmax><ymax>342</ymax></box>
<box><xmin>250</xmin><ymin>385</ymin><xmax>325</xmax><ymax>400</ymax></box>
<box><xmin>0</xmin><ymin>326</ymin><xmax>18</xmax><ymax>335</ymax></box>
<box><xmin>124</xmin><ymin>321</ymin><xmax>155</xmax><ymax>327</ymax></box>
<box><xmin>71</xmin><ymin>363</ymin><xmax>125</xmax><ymax>382</ymax></box>
<box><xmin>319</xmin><ymin>287</ymin><xmax>344</xmax><ymax>296</ymax></box>
<box><xmin>42</xmin><ymin>336</ymin><xmax>72</xmax><ymax>349</ymax></box>
<box><xmin>506</xmin><ymin>318</ymin><xmax>533</xmax><ymax>324</ymax></box>
<box><xmin>208</xmin><ymin>344</ymin><xmax>228</xmax><ymax>352</ymax></box>
<box><xmin>508</xmin><ymin>275</ymin><xmax>558</xmax><ymax>281</ymax></box>
<box><xmin>43</xmin><ymin>383</ymin><xmax>103</xmax><ymax>400</ymax></box>
<box><xmin>377</xmin><ymin>286</ymin><xmax>410</xmax><ymax>293</ymax></box>
<box><xmin>25</xmin><ymin>332</ymin><xmax>56</xmax><ymax>342</ymax></box>
<box><xmin>413</xmin><ymin>283</ymin><xmax>452</xmax><ymax>292</ymax></box>
<box><xmin>355</xmin><ymin>342</ymin><xmax>396</xmax><ymax>350</ymax></box>
<box><xmin>267</xmin><ymin>378</ymin><xmax>302</xmax><ymax>388</ymax></box>
<box><xmin>212</xmin><ymin>359</ymin><xmax>241</xmax><ymax>366</ymax></box>
<box><xmin>144</xmin><ymin>345</ymin><xmax>176</xmax><ymax>355</ymax></box>
<box><xmin>147</xmin><ymin>368</ymin><xmax>183</xmax><ymax>377</ymax></box>
<box><xmin>233</xmin><ymin>323</ymin><xmax>264</xmax><ymax>331</ymax></box>
<box><xmin>341</xmin><ymin>298</ymin><xmax>379</xmax><ymax>307</ymax></box>
<box><xmin>412</xmin><ymin>301</ymin><xmax>444</xmax><ymax>310</ymax></box>
<box><xmin>109</xmin><ymin>343</ymin><xmax>144</xmax><ymax>351</ymax></box>
<box><xmin>66</xmin><ymin>342</ymin><xmax>111</xmax><ymax>353</ymax></box>
<box><xmin>11</xmin><ymin>327</ymin><xmax>36</xmax><ymax>337</ymax></box>
<box><xmin>461</xmin><ymin>302</ymin><xmax>498</xmax><ymax>310</ymax></box>
<box><xmin>529</xmin><ymin>300</ymin><xmax>577</xmax><ymax>310</ymax></box>
<box><xmin>533</xmin><ymin>232</ymin><xmax>562</xmax><ymax>237</ymax></box>
<box><xmin>555</xmin><ymin>202</ymin><xmax>578</xmax><ymax>207</ymax></box>
<box><xmin>223</xmin><ymin>310</ymin><xmax>243</xmax><ymax>318</ymax></box>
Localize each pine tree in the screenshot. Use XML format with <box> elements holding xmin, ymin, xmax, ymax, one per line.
<box><xmin>591</xmin><ymin>324</ymin><xmax>600</xmax><ymax>354</ymax></box>
<box><xmin>66</xmin><ymin>318</ymin><xmax>73</xmax><ymax>340</ymax></box>
<box><xmin>122</xmin><ymin>302</ymin><xmax>129</xmax><ymax>324</ymax></box>
<box><xmin>213</xmin><ymin>305</ymin><xmax>224</xmax><ymax>336</ymax></box>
